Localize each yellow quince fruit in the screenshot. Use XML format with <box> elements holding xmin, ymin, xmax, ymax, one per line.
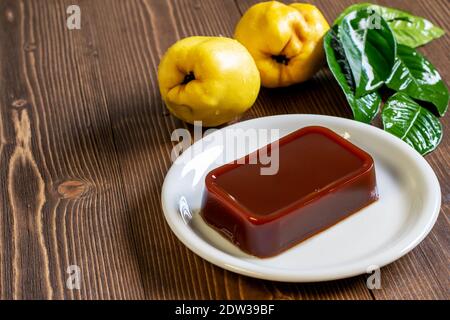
<box><xmin>158</xmin><ymin>36</ymin><xmax>260</xmax><ymax>127</ymax></box>
<box><xmin>234</xmin><ymin>1</ymin><xmax>330</xmax><ymax>88</ymax></box>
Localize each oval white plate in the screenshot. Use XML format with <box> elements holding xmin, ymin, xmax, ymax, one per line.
<box><xmin>161</xmin><ymin>115</ymin><xmax>441</xmax><ymax>282</ymax></box>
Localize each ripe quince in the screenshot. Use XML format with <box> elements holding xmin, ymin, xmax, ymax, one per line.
<box><xmin>235</xmin><ymin>1</ymin><xmax>330</xmax><ymax>88</ymax></box>
<box><xmin>158</xmin><ymin>36</ymin><xmax>260</xmax><ymax>127</ymax></box>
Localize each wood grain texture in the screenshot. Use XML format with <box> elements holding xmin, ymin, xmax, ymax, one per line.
<box><xmin>0</xmin><ymin>0</ymin><xmax>448</xmax><ymax>300</ymax></box>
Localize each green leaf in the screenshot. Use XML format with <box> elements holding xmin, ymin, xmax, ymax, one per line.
<box><xmin>386</xmin><ymin>44</ymin><xmax>449</xmax><ymax>116</ymax></box>
<box><xmin>338</xmin><ymin>9</ymin><xmax>396</xmax><ymax>97</ymax></box>
<box><xmin>382</xmin><ymin>92</ymin><xmax>442</xmax><ymax>155</ymax></box>
<box><xmin>334</xmin><ymin>3</ymin><xmax>445</xmax><ymax>48</ymax></box>
<box><xmin>324</xmin><ymin>27</ymin><xmax>380</xmax><ymax>123</ymax></box>
<box><xmin>334</xmin><ymin>3</ymin><xmax>375</xmax><ymax>25</ymax></box>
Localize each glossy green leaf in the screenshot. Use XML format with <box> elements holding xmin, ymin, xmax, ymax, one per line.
<box><xmin>382</xmin><ymin>93</ymin><xmax>442</xmax><ymax>155</ymax></box>
<box><xmin>386</xmin><ymin>44</ymin><xmax>449</xmax><ymax>116</ymax></box>
<box><xmin>338</xmin><ymin>9</ymin><xmax>396</xmax><ymax>97</ymax></box>
<box><xmin>323</xmin><ymin>27</ymin><xmax>380</xmax><ymax>123</ymax></box>
<box><xmin>334</xmin><ymin>3</ymin><xmax>445</xmax><ymax>48</ymax></box>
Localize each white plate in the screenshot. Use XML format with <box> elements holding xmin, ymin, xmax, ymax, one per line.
<box><xmin>161</xmin><ymin>115</ymin><xmax>441</xmax><ymax>282</ymax></box>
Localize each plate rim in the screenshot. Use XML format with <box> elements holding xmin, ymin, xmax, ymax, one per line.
<box><xmin>161</xmin><ymin>114</ymin><xmax>441</xmax><ymax>282</ymax></box>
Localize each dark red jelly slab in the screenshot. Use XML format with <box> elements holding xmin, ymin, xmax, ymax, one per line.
<box><xmin>201</xmin><ymin>126</ymin><xmax>378</xmax><ymax>258</ymax></box>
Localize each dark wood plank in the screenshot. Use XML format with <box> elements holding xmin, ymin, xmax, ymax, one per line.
<box><xmin>0</xmin><ymin>0</ymin><xmax>145</xmax><ymax>299</ymax></box>
<box><xmin>0</xmin><ymin>0</ymin><xmax>448</xmax><ymax>300</ymax></box>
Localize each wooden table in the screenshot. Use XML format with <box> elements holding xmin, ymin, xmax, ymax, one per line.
<box><xmin>0</xmin><ymin>0</ymin><xmax>448</xmax><ymax>300</ymax></box>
